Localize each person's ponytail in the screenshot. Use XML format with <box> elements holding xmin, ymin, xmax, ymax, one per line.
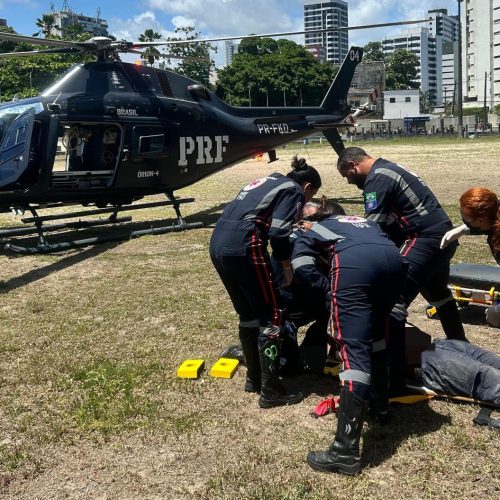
<box><xmin>287</xmin><ymin>155</ymin><xmax>322</xmax><ymax>190</ymax></box>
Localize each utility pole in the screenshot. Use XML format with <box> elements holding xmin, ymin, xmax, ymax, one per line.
<box><xmin>457</xmin><ymin>0</ymin><xmax>464</xmax><ymax>138</ymax></box>
<box><xmin>484</xmin><ymin>71</ymin><xmax>488</xmax><ymax>129</ymax></box>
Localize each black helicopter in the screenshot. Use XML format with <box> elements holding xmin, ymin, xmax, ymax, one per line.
<box><xmin>0</xmin><ymin>20</ymin><xmax>424</xmax><ymax>253</ymax></box>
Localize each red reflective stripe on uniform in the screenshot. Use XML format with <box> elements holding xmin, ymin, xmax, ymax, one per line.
<box><xmin>254</xmin><ymin>230</ymin><xmax>282</xmax><ymax>327</ymax></box>
<box><xmin>331</xmin><ymin>251</ymin><xmax>353</xmax><ymax>392</ymax></box>
<box><xmin>251</xmin><ymin>232</ymin><xmax>270</xmax><ymax>304</ymax></box>
<box><xmin>401</xmin><ymin>237</ymin><xmax>417</xmax><ymax>257</ymax></box>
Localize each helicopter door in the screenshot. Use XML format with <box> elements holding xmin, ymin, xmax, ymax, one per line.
<box><xmin>0</xmin><ymin>108</ymin><xmax>35</xmax><ymax>188</ymax></box>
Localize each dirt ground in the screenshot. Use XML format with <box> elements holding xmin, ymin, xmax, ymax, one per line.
<box><xmin>0</xmin><ymin>137</ymin><xmax>499</xmax><ymax>499</ymax></box>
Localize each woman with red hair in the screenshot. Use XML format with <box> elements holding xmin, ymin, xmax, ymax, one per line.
<box><xmin>441</xmin><ymin>187</ymin><xmax>500</xmax><ymax>325</ymax></box>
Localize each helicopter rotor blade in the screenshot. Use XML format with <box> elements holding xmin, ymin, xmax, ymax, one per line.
<box><xmin>0</xmin><ymin>47</ymin><xmax>84</xmax><ymax>58</ymax></box>
<box><xmin>0</xmin><ymin>31</ymin><xmax>82</xmax><ymax>49</ymax></box>
<box><xmin>138</xmin><ymin>18</ymin><xmax>430</xmax><ymax>46</ymax></box>
<box><xmin>122</xmin><ymin>48</ymin><xmax>209</xmax><ymax>62</ymax></box>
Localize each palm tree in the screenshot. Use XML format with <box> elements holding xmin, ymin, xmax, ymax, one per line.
<box><xmin>34</xmin><ymin>14</ymin><xmax>55</xmax><ymax>38</ymax></box>
<box><xmin>138</xmin><ymin>29</ymin><xmax>162</xmax><ymax>66</ymax></box>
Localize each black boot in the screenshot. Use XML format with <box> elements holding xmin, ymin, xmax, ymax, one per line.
<box><xmin>436</xmin><ymin>299</ymin><xmax>468</xmax><ymax>341</ymax></box>
<box><xmin>239</xmin><ymin>327</ymin><xmax>261</xmax><ymax>393</ymax></box>
<box><xmin>258</xmin><ymin>335</ymin><xmax>303</xmax><ymax>408</ymax></box>
<box><xmin>307</xmin><ymin>387</ymin><xmax>367</xmax><ymax>475</ymax></box>
<box><xmin>280</xmin><ymin>321</ymin><xmax>302</xmax><ymax>377</ymax></box>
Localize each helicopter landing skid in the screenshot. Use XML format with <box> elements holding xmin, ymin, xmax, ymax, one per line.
<box><xmin>3</xmin><ymin>196</ymin><xmax>203</xmax><ymax>254</ymax></box>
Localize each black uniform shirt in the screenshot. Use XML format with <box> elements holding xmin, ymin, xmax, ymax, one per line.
<box><xmin>212</xmin><ymin>173</ymin><xmax>304</xmax><ymax>261</ymax></box>
<box><xmin>291</xmin><ymin>215</ymin><xmax>395</xmax><ymax>298</ymax></box>
<box><xmin>363</xmin><ymin>159</ymin><xmax>452</xmax><ymax>243</ymax></box>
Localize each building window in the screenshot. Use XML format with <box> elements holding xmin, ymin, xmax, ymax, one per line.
<box><xmin>390</xmin><ymin>98</ymin><xmax>396</xmax><ymax>103</ymax></box>
<box><xmin>405</xmin><ymin>97</ymin><xmax>412</xmax><ymax>103</ymax></box>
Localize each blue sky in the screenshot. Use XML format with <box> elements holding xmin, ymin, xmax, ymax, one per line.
<box><xmin>1</xmin><ymin>0</ymin><xmax>458</xmax><ymax>65</ymax></box>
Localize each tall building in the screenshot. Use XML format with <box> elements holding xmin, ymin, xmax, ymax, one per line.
<box><xmin>442</xmin><ymin>41</ymin><xmax>458</xmax><ymax>108</ymax></box>
<box><xmin>304</xmin><ymin>0</ymin><xmax>348</xmax><ymax>65</ymax></box>
<box><xmin>427</xmin><ymin>8</ymin><xmax>459</xmax><ymax>43</ymax></box>
<box><xmin>382</xmin><ymin>27</ymin><xmax>442</xmax><ymax>105</ymax></box>
<box><xmin>47</xmin><ymin>2</ymin><xmax>108</xmax><ymax>38</ymax></box>
<box><xmin>461</xmin><ymin>0</ymin><xmax>500</xmax><ymax>110</ymax></box>
<box><xmin>224</xmin><ymin>41</ymin><xmax>240</xmax><ymax>66</ymax></box>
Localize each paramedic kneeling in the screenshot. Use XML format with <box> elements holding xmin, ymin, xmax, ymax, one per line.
<box><xmin>291</xmin><ymin>213</ymin><xmax>406</xmax><ymax>475</ymax></box>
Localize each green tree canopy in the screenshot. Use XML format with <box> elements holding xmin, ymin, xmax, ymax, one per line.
<box><xmin>384</xmin><ymin>49</ymin><xmax>419</xmax><ymax>90</ymax></box>
<box><xmin>139</xmin><ymin>28</ymin><xmax>162</xmax><ymax>66</ymax></box>
<box><xmin>34</xmin><ymin>14</ymin><xmax>55</xmax><ymax>37</ymax></box>
<box><xmin>362</xmin><ymin>41</ymin><xmax>384</xmax><ymax>62</ymax></box>
<box><xmin>216</xmin><ymin>37</ymin><xmax>337</xmax><ymax>106</ymax></box>
<box><xmin>159</xmin><ymin>26</ymin><xmax>216</xmax><ymax>87</ymax></box>
<box><xmin>0</xmin><ymin>26</ymin><xmax>92</xmax><ymax>101</ymax></box>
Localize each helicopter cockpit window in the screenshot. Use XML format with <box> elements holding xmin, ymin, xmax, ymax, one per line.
<box><xmin>0</xmin><ymin>107</ymin><xmax>36</xmax><ymax>188</ymax></box>
<box><xmin>139</xmin><ymin>134</ymin><xmax>164</xmax><ymax>155</ymax></box>
<box><xmin>132</xmin><ymin>126</ymin><xmax>168</xmax><ymax>160</ymax></box>
<box><xmin>157</xmin><ymin>72</ymin><xmax>173</xmax><ymax>97</ymax></box>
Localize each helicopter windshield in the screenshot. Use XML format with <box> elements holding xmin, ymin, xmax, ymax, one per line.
<box><xmin>41</xmin><ymin>65</ymin><xmax>83</xmax><ymax>96</ymax></box>
<box><xmin>0</xmin><ymin>101</ymin><xmax>43</xmax><ymax>146</ymax></box>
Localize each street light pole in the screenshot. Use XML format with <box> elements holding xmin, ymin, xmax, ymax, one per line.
<box><xmin>457</xmin><ymin>0</ymin><xmax>464</xmax><ymax>138</ymax></box>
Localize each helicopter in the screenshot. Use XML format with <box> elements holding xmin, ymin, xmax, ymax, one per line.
<box><xmin>0</xmin><ymin>19</ymin><xmax>426</xmax><ymax>253</ymax></box>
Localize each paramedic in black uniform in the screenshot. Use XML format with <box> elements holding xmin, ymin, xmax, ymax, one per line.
<box><xmin>209</xmin><ymin>156</ymin><xmax>321</xmax><ymax>409</ymax></box>
<box><xmin>336</xmin><ymin>147</ymin><xmax>467</xmax><ymax>395</ymax></box>
<box><xmin>291</xmin><ymin>212</ymin><xmax>406</xmax><ymax>475</ymax></box>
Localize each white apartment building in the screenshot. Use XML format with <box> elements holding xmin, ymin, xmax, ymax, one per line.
<box><xmin>382</xmin><ymin>27</ymin><xmax>442</xmax><ymax>105</ymax></box>
<box><xmin>225</xmin><ymin>41</ymin><xmax>240</xmax><ymax>66</ymax></box>
<box><xmin>442</xmin><ymin>42</ymin><xmax>458</xmax><ymax>107</ymax></box>
<box><xmin>47</xmin><ymin>7</ymin><xmax>108</xmax><ymax>38</ymax></box>
<box><xmin>461</xmin><ymin>0</ymin><xmax>500</xmax><ymax>110</ymax></box>
<box><xmin>304</xmin><ymin>0</ymin><xmax>348</xmax><ymax>65</ymax></box>
<box><xmin>428</xmin><ymin>8</ymin><xmax>459</xmax><ymax>43</ymax></box>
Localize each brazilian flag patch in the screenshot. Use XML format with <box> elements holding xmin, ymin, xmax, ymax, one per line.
<box><xmin>365</xmin><ymin>192</ymin><xmax>378</xmax><ymax>210</ymax></box>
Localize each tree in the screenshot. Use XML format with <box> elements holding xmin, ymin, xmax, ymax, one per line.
<box><xmin>384</xmin><ymin>49</ymin><xmax>419</xmax><ymax>90</ymax></box>
<box><xmin>363</xmin><ymin>42</ymin><xmax>384</xmax><ymax>62</ymax></box>
<box><xmin>160</xmin><ymin>26</ymin><xmax>216</xmax><ymax>87</ymax></box>
<box><xmin>420</xmin><ymin>90</ymin><xmax>431</xmax><ymax>113</ymax></box>
<box><xmin>0</xmin><ymin>25</ymin><xmax>92</xmax><ymax>101</ymax></box>
<box><xmin>34</xmin><ymin>14</ymin><xmax>55</xmax><ymax>38</ymax></box>
<box><xmin>216</xmin><ymin>37</ymin><xmax>337</xmax><ymax>106</ymax></box>
<box><xmin>138</xmin><ymin>28</ymin><xmax>162</xmax><ymax>66</ymax></box>
<box><xmin>64</xmin><ymin>23</ymin><xmax>85</xmax><ymax>39</ymax></box>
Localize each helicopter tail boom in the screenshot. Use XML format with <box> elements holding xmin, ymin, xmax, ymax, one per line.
<box><xmin>320</xmin><ymin>46</ymin><xmax>363</xmax><ymax>111</ymax></box>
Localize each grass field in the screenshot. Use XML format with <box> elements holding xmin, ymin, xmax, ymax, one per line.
<box><xmin>0</xmin><ymin>136</ymin><xmax>499</xmax><ymax>498</ymax></box>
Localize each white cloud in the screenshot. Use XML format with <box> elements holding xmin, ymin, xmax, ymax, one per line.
<box><xmin>110</xmin><ymin>11</ymin><xmax>176</xmax><ymax>42</ymax></box>
<box><xmin>171</xmin><ymin>16</ymin><xmax>196</xmax><ymax>29</ymax></box>
<box><xmin>146</xmin><ymin>0</ymin><xmax>297</xmax><ymax>35</ymax></box>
